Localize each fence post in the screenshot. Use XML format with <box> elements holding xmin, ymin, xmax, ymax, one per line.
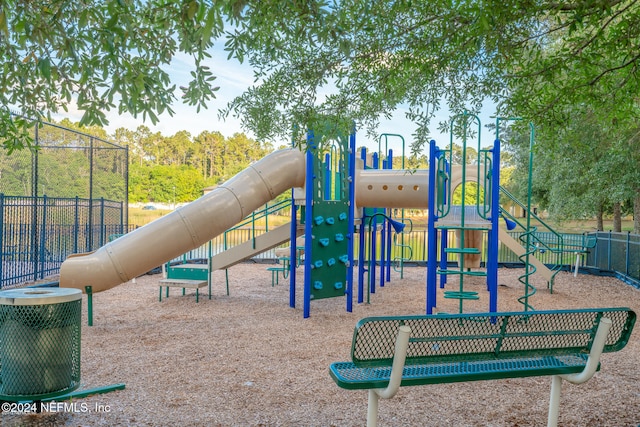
<box><xmin>99</xmin><ymin>197</ymin><xmax>105</xmax><ymax>247</ymax></box>
<box><xmin>89</xmin><ymin>136</ymin><xmax>94</xmax><ymax>241</ymax></box>
<box><xmin>85</xmin><ymin>286</ymin><xmax>93</xmax><ymax>326</ymax></box>
<box><xmin>0</xmin><ymin>194</ymin><xmax>4</xmax><ymax>288</ymax></box>
<box><xmin>37</xmin><ymin>195</ymin><xmax>48</xmax><ymax>280</ymax></box>
<box><xmin>74</xmin><ymin>196</ymin><xmax>79</xmax><ymax>254</ymax></box>
<box><xmin>30</xmin><ymin>195</ymin><xmax>38</xmax><ymax>282</ymax></box>
<box><xmin>626</xmin><ymin>231</ymin><xmax>630</xmax><ymax>276</ymax></box>
<box><xmin>592</xmin><ymin>232</ymin><xmax>599</xmax><ymax>268</ymax></box>
<box><xmin>607</xmin><ymin>231</ymin><xmax>612</xmax><ymax>271</ymax></box>
<box><xmin>120</xmin><ymin>200</ymin><xmax>124</xmax><ymax>235</ymax></box>
<box><xmin>33</xmin><ymin>125</ymin><xmax>39</xmax><ymax>197</ymax></box>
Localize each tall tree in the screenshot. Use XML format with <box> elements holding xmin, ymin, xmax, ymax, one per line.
<box><xmin>3</xmin><ymin>1</ymin><xmax>640</xmax><ymax>153</ymax></box>
<box><xmin>501</xmin><ymin>106</ymin><xmax>639</xmax><ymax>231</ymax></box>
<box><xmin>0</xmin><ymin>0</ymin><xmax>229</xmax><ymax>151</ymax></box>
<box><xmin>3</xmin><ymin>0</ymin><xmax>640</xmax><ymax>229</ymax></box>
<box><xmin>193</xmin><ymin>130</ymin><xmax>225</xmax><ymax>181</ymax></box>
<box><xmin>221</xmin><ymin>1</ymin><xmax>640</xmax><ymax>148</ymax></box>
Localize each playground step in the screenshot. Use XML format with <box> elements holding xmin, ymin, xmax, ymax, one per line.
<box><xmin>158</xmin><ymin>279</ymin><xmax>209</xmax><ymax>303</ymax></box>
<box><xmin>435</xmin><ymin>225</ymin><xmax>490</xmax><ymax>231</ymax></box>
<box><xmin>437</xmin><ymin>269</ymin><xmax>487</xmax><ymax>277</ymax></box>
<box><xmin>443</xmin><ymin>291</ymin><xmax>480</xmax><ymax>300</ymax></box>
<box><xmin>436</xmin><ymin>206</ymin><xmax>492</xmax><ymax>228</ymax></box>
<box><xmin>445</xmin><ymin>248</ymin><xmax>481</xmax><ymax>255</ymax></box>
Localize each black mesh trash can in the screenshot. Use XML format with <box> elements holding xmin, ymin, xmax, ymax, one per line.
<box><xmin>0</xmin><ymin>288</ymin><xmax>82</xmax><ymax>401</ymax></box>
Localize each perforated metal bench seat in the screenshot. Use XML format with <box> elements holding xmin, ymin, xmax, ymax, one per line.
<box><xmin>329</xmin><ymin>308</ymin><xmax>635</xmax><ymax>427</ymax></box>
<box><xmin>331</xmin><ymin>353</ymin><xmax>590</xmax><ymax>389</ymax></box>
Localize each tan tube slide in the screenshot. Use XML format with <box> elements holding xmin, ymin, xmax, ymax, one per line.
<box><xmin>59</xmin><ymin>149</ymin><xmax>306</xmax><ymax>293</ymax></box>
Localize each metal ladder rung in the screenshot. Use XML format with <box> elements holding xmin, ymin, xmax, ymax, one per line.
<box><xmin>445</xmin><ymin>248</ymin><xmax>481</xmax><ymax>254</ymax></box>
<box><xmin>437</xmin><ymin>269</ymin><xmax>487</xmax><ymax>277</ymax></box>
<box><xmin>444</xmin><ymin>291</ymin><xmax>480</xmax><ymax>300</ymax></box>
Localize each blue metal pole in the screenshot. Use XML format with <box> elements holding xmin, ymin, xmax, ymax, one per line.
<box><xmin>303</xmin><ymin>132</ymin><xmax>315</xmax><ymax>318</ymax></box>
<box><xmin>439</xmin><ymin>228</ymin><xmax>447</xmax><ymax>288</ymax></box>
<box><xmin>324</xmin><ymin>152</ymin><xmax>331</xmax><ymax>200</ymax></box>
<box><xmin>487</xmin><ymin>138</ymin><xmax>501</xmax><ymax>313</ymax></box>
<box><xmin>380</xmin><ymin>159</ymin><xmax>391</xmax><ymax>288</ymax></box>
<box><xmin>385</xmin><ymin>149</ymin><xmax>394</xmax><ymax>283</ymax></box>
<box><xmin>369</xmin><ymin>215</ymin><xmax>378</xmax><ymax>295</ymax></box>
<box><xmin>289</xmin><ymin>203</ymin><xmax>297</xmax><ymax>308</ymax></box>
<box><xmin>357</xmin><ymin>147</ymin><xmax>367</xmax><ymax>304</ymax></box>
<box><xmin>289</xmin><ymin>130</ymin><xmax>298</xmax><ymax>308</ymax></box>
<box><xmin>346</xmin><ymin>128</ymin><xmax>356</xmax><ymax>312</ymax></box>
<box><xmin>427</xmin><ymin>140</ymin><xmax>438</xmax><ymax>314</ymax></box>
<box><xmin>358</xmin><ymin>220</ymin><xmax>366</xmax><ymax>304</ymax></box>
<box><xmin>378</xmin><ymin>148</ymin><xmax>387</xmax><ymax>288</ymax></box>
<box><xmin>379</xmin><ymin>213</ymin><xmax>386</xmax><ymax>289</ymax></box>
<box><xmin>369</xmin><ymin>153</ymin><xmax>379</xmax><ymax>295</ymax></box>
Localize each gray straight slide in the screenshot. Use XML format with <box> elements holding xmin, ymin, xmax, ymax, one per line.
<box><xmin>208</xmin><ymin>223</ymin><xmax>304</xmax><ymax>271</ymax></box>
<box><xmin>59</xmin><ymin>149</ymin><xmax>306</xmax><ymax>293</ymax></box>
<box><xmin>498</xmin><ymin>228</ymin><xmax>553</xmax><ymax>283</ymax></box>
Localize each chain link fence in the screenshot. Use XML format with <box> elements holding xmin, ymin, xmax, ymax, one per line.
<box><xmin>1</xmin><ymin>117</ymin><xmax>128</xmax><ymax>287</ymax></box>
<box><xmin>0</xmin><ymin>117</ymin><xmax>128</xmax><ymax>201</ymax></box>
<box><xmin>586</xmin><ymin>231</ymin><xmax>640</xmax><ymax>284</ymax></box>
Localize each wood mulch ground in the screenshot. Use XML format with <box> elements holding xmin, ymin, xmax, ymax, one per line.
<box><xmin>2</xmin><ymin>263</ymin><xmax>639</xmax><ymax>426</ymax></box>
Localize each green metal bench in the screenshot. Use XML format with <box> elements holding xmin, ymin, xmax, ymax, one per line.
<box><xmin>329</xmin><ymin>308</ymin><xmax>636</xmax><ymax>427</ymax></box>
<box><xmin>266</xmin><ymin>257</ymin><xmax>291</xmax><ymax>286</ymax></box>
<box><xmin>567</xmin><ymin>234</ymin><xmax>598</xmax><ymax>277</ymax></box>
<box><xmin>160</xmin><ymin>259</ymin><xmax>212</xmax><ymax>303</ymax></box>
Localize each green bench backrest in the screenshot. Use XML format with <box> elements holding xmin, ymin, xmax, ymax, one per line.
<box><xmin>351</xmin><ymin>308</ymin><xmax>636</xmax><ymax>367</ymax></box>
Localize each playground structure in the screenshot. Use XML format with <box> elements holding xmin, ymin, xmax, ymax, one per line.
<box><xmin>4</xmin><ymin>118</ymin><xmax>636</xmax><ymax>423</ymax></box>
<box><xmin>59</xmin><ymin>115</ymin><xmax>573</xmax><ymax>317</ymax></box>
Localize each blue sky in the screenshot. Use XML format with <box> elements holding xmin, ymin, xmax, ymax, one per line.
<box><xmin>56</xmin><ymin>45</ymin><xmax>498</xmax><ymax>154</ymax></box>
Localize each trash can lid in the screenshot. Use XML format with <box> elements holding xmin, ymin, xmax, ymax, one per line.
<box><xmin>0</xmin><ymin>288</ymin><xmax>82</xmax><ymax>306</ymax></box>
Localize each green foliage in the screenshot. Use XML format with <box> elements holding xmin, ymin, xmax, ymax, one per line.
<box><xmin>129</xmin><ymin>163</ymin><xmax>204</xmax><ymax>203</ymax></box>
<box><xmin>0</xmin><ymin>115</ymin><xmax>271</xmax><ymax>204</ymax></box>
<box><xmin>501</xmin><ymin>108</ymin><xmax>640</xmax><ymax>222</ymax></box>
<box><xmin>1</xmin><ymin>0</ymin><xmax>231</xmax><ymax>150</ymax></box>
<box><xmin>119</xmin><ymin>124</ymin><xmax>273</xmax><ymax>202</ymax></box>
<box><xmin>3</xmin><ymin>0</ymin><xmax>640</xmax><ymax>227</ymax></box>
<box><xmin>452</xmin><ymin>182</ymin><xmax>484</xmax><ymax>206</ymax></box>
<box><xmin>447</xmin><ymin>143</ymin><xmax>479</xmax><ymax>165</ymax></box>
<box><xmin>220</xmin><ymin>1</ymin><xmax>640</xmax><ymax>153</ymax></box>
<box><xmin>3</xmin><ymin>1</ymin><xmax>639</xmax><ymax>149</ymax></box>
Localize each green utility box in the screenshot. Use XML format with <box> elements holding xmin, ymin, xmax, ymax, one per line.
<box><xmin>0</xmin><ymin>288</ymin><xmax>82</xmax><ymax>401</ymax></box>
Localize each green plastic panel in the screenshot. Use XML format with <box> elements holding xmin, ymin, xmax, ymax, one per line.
<box><xmin>167</xmin><ymin>264</ymin><xmax>208</xmax><ymax>281</ymax></box>
<box><xmin>308</xmin><ymin>131</ymin><xmax>350</xmax><ymax>301</ymax></box>
<box><xmin>309</xmin><ymin>201</ymin><xmax>349</xmax><ymax>300</ymax></box>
